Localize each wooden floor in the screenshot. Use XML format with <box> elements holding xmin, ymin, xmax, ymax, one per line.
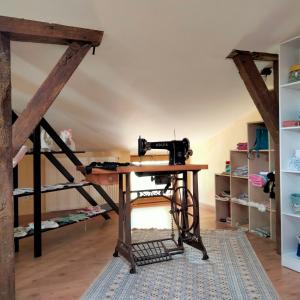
<box><xmin>15</xmin><ymin>206</ymin><xmax>300</xmax><ymax>300</ymax></box>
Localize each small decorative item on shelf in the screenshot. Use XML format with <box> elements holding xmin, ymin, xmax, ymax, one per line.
<box><xmin>250</xmin><ymin>127</ymin><xmax>268</xmax><ymax>151</ymax></box>
<box><xmin>237</xmin><ymin>142</ymin><xmax>247</xmax><ymax>151</ymax></box>
<box><xmin>263</xmin><ymin>172</ymin><xmax>275</xmax><ymax>199</ymax></box>
<box><xmin>60</xmin><ymin>129</ymin><xmax>76</xmax><ymax>151</ymax></box>
<box><xmin>297</xmin><ymin>234</ymin><xmax>300</xmax><ymax>258</ymax></box>
<box><xmin>290</xmin><ymin>193</ymin><xmax>300</xmax><ymax>214</ymax></box>
<box><xmin>225</xmin><ymin>160</ymin><xmax>230</xmax><ymax>173</ymax></box>
<box><xmin>288</xmin><ymin>64</ymin><xmax>300</xmax><ymax>83</ymax></box>
<box><xmin>215</xmin><ymin>190</ymin><xmax>230</xmax><ymax>202</ymax></box>
<box><xmin>288</xmin><ymin>150</ymin><xmax>300</xmax><ymax>171</ymax></box>
<box><xmin>248</xmin><ymin>127</ymin><xmax>268</xmax><ymax>159</ymax></box>
<box><xmin>41</xmin><ymin>128</ymin><xmax>54</xmax><ymax>151</ymax></box>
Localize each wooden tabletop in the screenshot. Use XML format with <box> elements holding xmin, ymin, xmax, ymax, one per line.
<box><xmin>79</xmin><ymin>164</ymin><xmax>208</xmax><ymax>175</ymax></box>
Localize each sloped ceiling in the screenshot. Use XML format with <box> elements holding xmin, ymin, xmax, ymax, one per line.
<box><xmin>2</xmin><ymin>0</ymin><xmax>300</xmax><ymax>153</ymax></box>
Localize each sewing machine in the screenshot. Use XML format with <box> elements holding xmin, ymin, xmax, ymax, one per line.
<box><xmin>138</xmin><ymin>136</ymin><xmax>193</xmax><ymax>165</ymax></box>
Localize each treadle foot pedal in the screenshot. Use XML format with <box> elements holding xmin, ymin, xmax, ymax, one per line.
<box><xmin>131</xmin><ymin>238</ymin><xmax>182</xmax><ymax>266</ymax></box>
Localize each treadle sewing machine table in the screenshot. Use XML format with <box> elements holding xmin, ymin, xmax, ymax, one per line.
<box><xmin>82</xmin><ymin>164</ymin><xmax>208</xmax><ymax>274</ymax></box>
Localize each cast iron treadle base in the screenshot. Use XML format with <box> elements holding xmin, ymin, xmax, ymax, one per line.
<box><xmin>132</xmin><ymin>238</ymin><xmax>183</xmax><ymax>266</ymax></box>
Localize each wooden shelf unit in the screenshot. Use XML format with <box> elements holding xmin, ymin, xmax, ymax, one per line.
<box><xmin>215</xmin><ymin>122</ymin><xmax>276</xmax><ymax>240</ymax></box>
<box><xmin>279</xmin><ymin>35</ymin><xmax>300</xmax><ymax>272</ymax></box>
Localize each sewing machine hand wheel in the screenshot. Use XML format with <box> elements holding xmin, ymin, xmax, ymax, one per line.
<box><xmin>171</xmin><ymin>186</ymin><xmax>196</xmax><ymax>233</ymax></box>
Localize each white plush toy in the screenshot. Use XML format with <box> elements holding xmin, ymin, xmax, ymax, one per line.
<box><xmin>41</xmin><ymin>128</ymin><xmax>54</xmax><ymax>151</ymax></box>
<box><xmin>59</xmin><ymin>129</ymin><xmax>76</xmax><ymax>151</ymax></box>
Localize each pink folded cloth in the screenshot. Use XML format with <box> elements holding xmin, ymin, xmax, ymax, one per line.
<box><xmin>282</xmin><ymin>120</ymin><xmax>300</xmax><ymax>127</ymax></box>
<box><xmin>237</xmin><ymin>142</ymin><xmax>248</xmax><ymax>150</ymax></box>
<box><xmin>249</xmin><ymin>174</ymin><xmax>267</xmax><ymax>187</ymax></box>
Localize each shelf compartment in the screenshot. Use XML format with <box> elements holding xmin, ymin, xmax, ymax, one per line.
<box><xmin>280</xmin><ymin>88</ymin><xmax>300</xmax><ymax>121</ymax></box>
<box><xmin>282</xmin><ymin>252</ymin><xmax>300</xmax><ymax>273</ymax></box>
<box><xmin>230</xmin><ymin>177</ymin><xmax>248</xmax><ymax>199</ymax></box>
<box><xmin>215</xmin><ymin>174</ymin><xmax>230</xmax><ymax>222</ymax></box>
<box><xmin>249</xmin><ymin>184</ymin><xmax>269</xmax><ymax>204</ymax></box>
<box><xmin>281</xmin><ymin>215</ymin><xmax>300</xmax><ymax>264</ymax></box>
<box><xmin>249</xmin><ymin>206</ymin><xmax>270</xmax><ymax>231</ymax></box>
<box><xmin>231</xmin><ymin>202</ymin><xmax>249</xmax><ymax>227</ymax></box>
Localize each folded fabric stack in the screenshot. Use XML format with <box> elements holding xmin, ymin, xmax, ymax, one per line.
<box><xmin>237</xmin><ymin>225</ymin><xmax>249</xmax><ymax>233</ymax></box>
<box><xmin>28</xmin><ymin>220</ymin><xmax>59</xmax><ymax>230</ymax></box>
<box><xmin>251</xmin><ymin>227</ymin><xmax>270</xmax><ymax>238</ymax></box>
<box><xmin>248</xmin><ymin>201</ymin><xmax>268</xmax><ymax>212</ymax></box>
<box><xmin>288</xmin><ymin>156</ymin><xmax>300</xmax><ymax>171</ymax></box>
<box><xmin>14</xmin><ymin>221</ymin><xmax>59</xmax><ymax>238</ymax></box>
<box><xmin>231</xmin><ymin>193</ymin><xmax>249</xmax><ymax>205</ymax></box>
<box><xmin>290</xmin><ymin>193</ymin><xmax>300</xmax><ymax>214</ymax></box>
<box><xmin>79</xmin><ymin>205</ymin><xmax>106</xmax><ymax>217</ymax></box>
<box><xmin>249</xmin><ymin>173</ymin><xmax>268</xmax><ymax>187</ymax></box>
<box><xmin>237</xmin><ymin>142</ymin><xmax>248</xmax><ymax>151</ymax></box>
<box><xmin>51</xmin><ymin>213</ymin><xmax>89</xmax><ymax>225</ymax></box>
<box><xmin>41</xmin><ymin>181</ymin><xmax>89</xmax><ymax>192</ymax></box>
<box><xmin>14</xmin><ymin>226</ymin><xmax>31</xmax><ymax>238</ymax></box>
<box><xmin>282</xmin><ymin>120</ymin><xmax>300</xmax><ymax>127</ymax></box>
<box><xmin>232</xmin><ymin>165</ymin><xmax>248</xmax><ymax>177</ymax></box>
<box><xmin>13</xmin><ymin>187</ymin><xmax>34</xmax><ymax>196</ymax></box>
<box><xmin>215</xmin><ymin>190</ymin><xmax>230</xmax><ymax>202</ymax></box>
<box><xmin>14</xmin><ymin>206</ymin><xmax>106</xmax><ymax>238</ymax></box>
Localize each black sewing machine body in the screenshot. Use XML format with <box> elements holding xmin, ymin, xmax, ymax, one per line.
<box><xmin>138</xmin><ymin>137</ymin><xmax>192</xmax><ymax>165</ymax></box>
<box><xmin>136</xmin><ymin>136</ymin><xmax>193</xmax><ymax>180</ymax></box>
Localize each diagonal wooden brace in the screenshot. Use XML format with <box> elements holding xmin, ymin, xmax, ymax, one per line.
<box><xmin>231</xmin><ymin>53</ymin><xmax>279</xmax><ymax>144</ymax></box>
<box><xmin>12</xmin><ymin>42</ymin><xmax>91</xmax><ymax>156</ymax></box>
<box><xmin>228</xmin><ymin>50</ymin><xmax>281</xmax><ymax>253</ymax></box>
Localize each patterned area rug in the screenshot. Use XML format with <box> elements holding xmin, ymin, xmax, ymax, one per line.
<box><xmin>82</xmin><ymin>230</ymin><xmax>279</xmax><ymax>300</ymax></box>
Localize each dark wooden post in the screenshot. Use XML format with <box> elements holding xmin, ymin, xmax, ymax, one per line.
<box><xmin>0</xmin><ymin>32</ymin><xmax>15</xmax><ymax>300</ymax></box>
<box><xmin>13</xmin><ymin>165</ymin><xmax>19</xmax><ymax>252</ymax></box>
<box><xmin>33</xmin><ymin>124</ymin><xmax>42</xmax><ymax>257</ymax></box>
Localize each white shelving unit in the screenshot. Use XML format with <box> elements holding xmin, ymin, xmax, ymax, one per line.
<box><xmin>215</xmin><ymin>122</ymin><xmax>276</xmax><ymax>240</ymax></box>
<box><xmin>280</xmin><ymin>36</ymin><xmax>300</xmax><ymax>272</ymax></box>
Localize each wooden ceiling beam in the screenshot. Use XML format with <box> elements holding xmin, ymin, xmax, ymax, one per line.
<box><xmin>0</xmin><ymin>15</ymin><xmax>103</xmax><ymax>46</ymax></box>
<box><xmin>229</xmin><ymin>52</ymin><xmax>279</xmax><ymax>143</ymax></box>
<box><xmin>227</xmin><ymin>49</ymin><xmax>278</xmax><ymax>62</ymax></box>
<box><xmin>12</xmin><ymin>42</ymin><xmax>91</xmax><ymax>156</ymax></box>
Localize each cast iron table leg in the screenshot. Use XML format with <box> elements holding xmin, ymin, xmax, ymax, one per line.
<box><xmin>192</xmin><ymin>171</ymin><xmax>209</xmax><ymax>260</ymax></box>
<box><xmin>113</xmin><ymin>173</ymin><xmax>136</xmax><ymax>273</ymax></box>
<box><xmin>113</xmin><ymin>174</ymin><xmax>124</xmax><ymax>258</ymax></box>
